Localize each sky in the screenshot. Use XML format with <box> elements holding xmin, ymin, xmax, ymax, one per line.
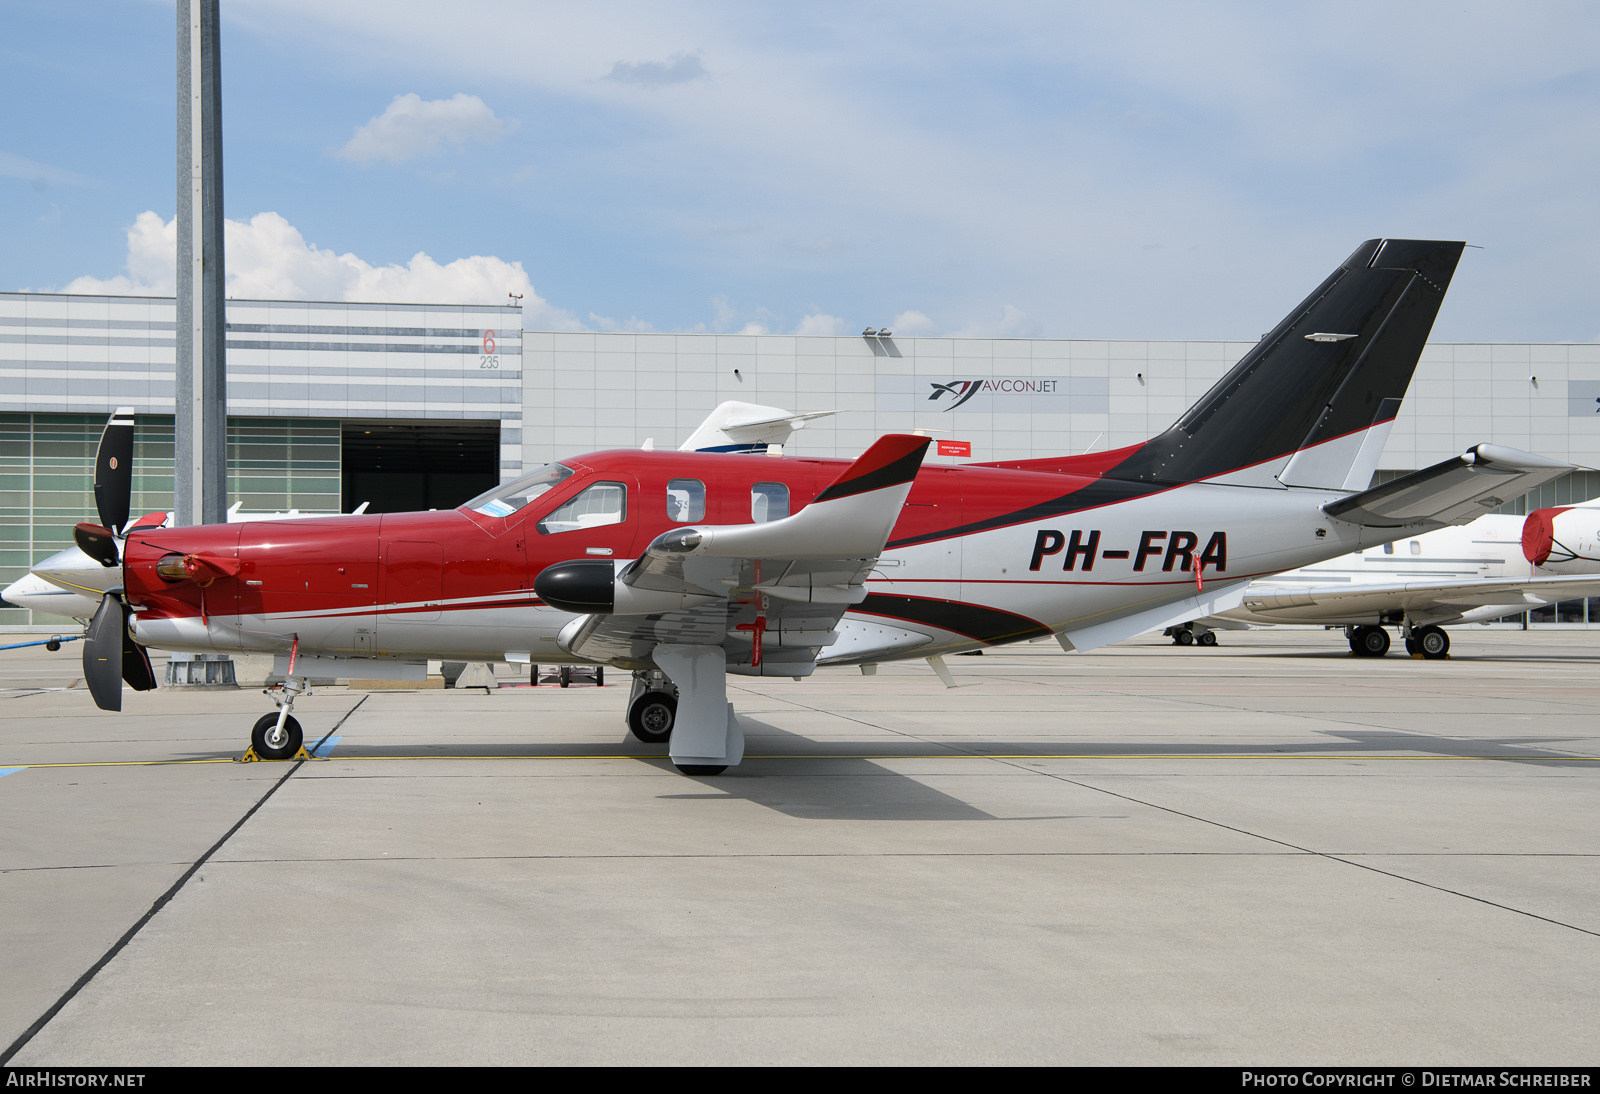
<box><xmin>3</xmin><ymin>0</ymin><xmax>1598</xmax><ymax>341</ymax></box>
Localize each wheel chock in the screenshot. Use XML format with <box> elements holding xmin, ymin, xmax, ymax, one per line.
<box><xmin>235</xmin><ymin>745</ymin><xmax>316</xmax><ymax>763</ymax></box>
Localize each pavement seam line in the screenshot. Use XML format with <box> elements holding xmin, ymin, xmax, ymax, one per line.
<box><xmin>1029</xmin><ymin>767</ymin><xmax>1600</xmax><ymax>941</ymax></box>
<box><xmin>0</xmin><ymin>694</ymin><xmax>367</xmax><ymax>1066</ymax></box>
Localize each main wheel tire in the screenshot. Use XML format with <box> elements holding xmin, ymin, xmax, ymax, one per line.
<box><xmin>1404</xmin><ymin>636</ymin><xmax>1420</xmax><ymax>656</ymax></box>
<box><xmin>559</xmin><ymin>666</ymin><xmax>571</xmax><ymax>688</ymax></box>
<box><xmin>250</xmin><ymin>713</ymin><xmax>303</xmax><ymax>760</ymax></box>
<box><xmin>1417</xmin><ymin>625</ymin><xmax>1450</xmax><ymax>659</ymax></box>
<box><xmin>628</xmin><ymin>691</ymin><xmax>677</xmax><ymax>744</ymax></box>
<box><xmin>1197</xmin><ymin>631</ymin><xmax>1217</xmax><ymax>647</ymax></box>
<box><xmin>1352</xmin><ymin>625</ymin><xmax>1390</xmax><ymax>657</ymax></box>
<box><xmin>1174</xmin><ymin>629</ymin><xmax>1194</xmax><ymax>646</ymax></box>
<box><xmin>595</xmin><ymin>666</ymin><xmax>604</xmax><ymax>687</ymax></box>
<box><xmin>675</xmin><ymin>764</ymin><xmax>727</xmax><ymax>776</ymax></box>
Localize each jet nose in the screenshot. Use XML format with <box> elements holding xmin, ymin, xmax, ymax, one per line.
<box><xmin>29</xmin><ymin>545</ymin><xmax>122</xmax><ymax>598</ymax></box>
<box><xmin>2</xmin><ymin>572</ymin><xmax>101</xmax><ymax>619</ymax></box>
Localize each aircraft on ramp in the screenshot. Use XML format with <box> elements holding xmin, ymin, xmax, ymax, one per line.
<box><xmin>22</xmin><ymin>238</ymin><xmax>1573</xmax><ymax>775</ymax></box>
<box><xmin>1166</xmin><ymin>498</ymin><xmax>1600</xmax><ymax>657</ymax></box>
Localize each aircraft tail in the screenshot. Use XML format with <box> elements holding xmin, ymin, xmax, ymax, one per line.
<box><xmin>1110</xmin><ymin>238</ymin><xmax>1465</xmax><ymax>489</ymax></box>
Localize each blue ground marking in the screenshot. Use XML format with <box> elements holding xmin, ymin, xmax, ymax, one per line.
<box><xmin>310</xmin><ymin>736</ymin><xmax>341</xmax><ymax>758</ymax></box>
<box><xmin>0</xmin><ymin>767</ymin><xmax>25</xmax><ymax>779</ymax></box>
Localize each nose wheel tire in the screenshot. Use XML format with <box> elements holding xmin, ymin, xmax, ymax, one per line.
<box><xmin>250</xmin><ymin>713</ymin><xmax>303</xmax><ymax>760</ymax></box>
<box><xmin>628</xmin><ymin>691</ymin><xmax>677</xmax><ymax>744</ymax></box>
<box><xmin>1350</xmin><ymin>626</ymin><xmax>1390</xmax><ymax>657</ymax></box>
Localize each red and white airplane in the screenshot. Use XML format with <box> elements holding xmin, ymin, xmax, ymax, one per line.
<box><xmin>34</xmin><ymin>238</ymin><xmax>1575</xmax><ymax>774</ymax></box>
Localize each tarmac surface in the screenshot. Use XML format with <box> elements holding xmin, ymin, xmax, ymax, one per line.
<box><xmin>1</xmin><ymin>626</ymin><xmax>1597</xmax><ymax>1066</ymax></box>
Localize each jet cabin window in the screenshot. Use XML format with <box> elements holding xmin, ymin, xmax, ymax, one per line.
<box><xmin>466</xmin><ymin>462</ymin><xmax>575</xmax><ymax>518</ymax></box>
<box><xmin>667</xmin><ymin>479</ymin><xmax>705</xmax><ymax>523</ymax></box>
<box><xmin>538</xmin><ymin>482</ymin><xmax>627</xmax><ymax>534</ymax></box>
<box><xmin>751</xmin><ymin>482</ymin><xmax>789</xmax><ymax>523</ymax></box>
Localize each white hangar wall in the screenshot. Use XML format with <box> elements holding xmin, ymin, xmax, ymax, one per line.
<box><xmin>521</xmin><ymin>332</ymin><xmax>1600</xmax><ymax>474</ymax></box>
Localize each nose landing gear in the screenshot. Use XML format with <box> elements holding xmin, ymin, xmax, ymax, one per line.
<box><xmin>241</xmin><ymin>676</ymin><xmax>313</xmax><ymax>761</ymax></box>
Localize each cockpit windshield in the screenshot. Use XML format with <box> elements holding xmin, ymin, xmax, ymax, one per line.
<box><xmin>464</xmin><ymin>462</ymin><xmax>576</xmax><ymax>518</ymax></box>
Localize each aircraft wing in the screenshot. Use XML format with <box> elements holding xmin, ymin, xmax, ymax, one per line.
<box><xmin>542</xmin><ymin>435</ymin><xmax>932</xmax><ymax>673</ymax></box>
<box><xmin>1231</xmin><ymin>573</ymin><xmax>1600</xmax><ymax>624</ymax></box>
<box><xmin>1324</xmin><ymin>444</ymin><xmax>1572</xmax><ymax>529</ymax></box>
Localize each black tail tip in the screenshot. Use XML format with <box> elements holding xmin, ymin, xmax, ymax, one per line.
<box><xmin>1344</xmin><ymin>239</ymin><xmax>1467</xmax><ymax>293</ymax></box>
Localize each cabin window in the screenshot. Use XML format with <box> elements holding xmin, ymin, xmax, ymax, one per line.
<box><xmin>1383</xmin><ymin>543</ymin><xmax>1394</xmax><ymax>554</ymax></box>
<box><xmin>538</xmin><ymin>481</ymin><xmax>627</xmax><ymax>534</ymax></box>
<box><xmin>1410</xmin><ymin>541</ymin><xmax>1421</xmax><ymax>555</ymax></box>
<box><xmin>751</xmin><ymin>482</ymin><xmax>789</xmax><ymax>523</ymax></box>
<box><xmin>466</xmin><ymin>462</ymin><xmax>574</xmax><ymax>517</ymax></box>
<box><xmin>667</xmin><ymin>479</ymin><xmax>706</xmax><ymax>523</ymax></box>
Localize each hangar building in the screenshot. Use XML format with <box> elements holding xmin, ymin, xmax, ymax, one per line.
<box><xmin>5</xmin><ymin>289</ymin><xmax>1600</xmax><ymax>628</ymax></box>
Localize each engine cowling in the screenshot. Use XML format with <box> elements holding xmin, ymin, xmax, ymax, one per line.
<box><xmin>533</xmin><ymin>559</ymin><xmax>718</xmax><ymax>615</ymax></box>
<box><xmin>1523</xmin><ymin>507</ymin><xmax>1600</xmax><ymax>571</ymax></box>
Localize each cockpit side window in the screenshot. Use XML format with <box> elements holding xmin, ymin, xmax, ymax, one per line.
<box><xmin>465</xmin><ymin>463</ymin><xmax>575</xmax><ymax>518</ymax></box>
<box><xmin>538</xmin><ymin>481</ymin><xmax>628</xmax><ymax>534</ymax></box>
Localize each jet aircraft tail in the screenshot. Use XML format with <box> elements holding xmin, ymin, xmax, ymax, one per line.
<box><xmin>1088</xmin><ymin>239</ymin><xmax>1464</xmax><ymax>491</ymax></box>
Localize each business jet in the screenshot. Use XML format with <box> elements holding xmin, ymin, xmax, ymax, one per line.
<box><xmin>1166</xmin><ymin>499</ymin><xmax>1600</xmax><ymax>657</ymax></box>
<box><xmin>23</xmin><ymin>238</ymin><xmax>1572</xmax><ymax>776</ymax></box>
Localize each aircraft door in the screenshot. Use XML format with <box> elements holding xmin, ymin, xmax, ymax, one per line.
<box><xmin>529</xmin><ymin>474</ymin><xmax>641</xmax><ymax>565</ymax></box>
<box><xmin>382</xmin><ymin>540</ymin><xmax>444</xmax><ymax>623</ymax></box>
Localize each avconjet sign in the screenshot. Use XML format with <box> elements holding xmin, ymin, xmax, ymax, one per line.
<box><xmin>874</xmin><ymin>375</ymin><xmax>1110</xmax><ymax>414</ymax></box>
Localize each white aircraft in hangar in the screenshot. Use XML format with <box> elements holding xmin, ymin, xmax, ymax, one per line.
<box><xmin>1167</xmin><ymin>496</ymin><xmax>1600</xmax><ymax>657</ymax></box>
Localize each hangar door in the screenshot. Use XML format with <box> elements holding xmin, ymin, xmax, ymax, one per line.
<box><xmin>342</xmin><ymin>419</ymin><xmax>500</xmax><ymax>514</ymax></box>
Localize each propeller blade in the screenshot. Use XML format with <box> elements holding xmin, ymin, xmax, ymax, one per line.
<box><xmin>83</xmin><ymin>594</ymin><xmax>125</xmax><ymax>712</ymax></box>
<box><xmin>93</xmin><ymin>407</ymin><xmax>135</xmax><ymax>537</ymax></box>
<box><xmin>122</xmin><ymin>625</ymin><xmax>157</xmax><ymax>692</ymax></box>
<box><xmin>74</xmin><ymin>522</ymin><xmax>120</xmax><ymax>568</ymax></box>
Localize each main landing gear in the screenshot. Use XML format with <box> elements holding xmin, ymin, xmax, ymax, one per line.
<box><xmin>629</xmin><ymin>649</ymin><xmax>744</xmax><ymax>775</ymax></box>
<box><xmin>1347</xmin><ymin>624</ymin><xmax>1450</xmax><ymax>659</ymax></box>
<box><xmin>1406</xmin><ymin>624</ymin><xmax>1451</xmax><ymax>659</ymax></box>
<box><xmin>1165</xmin><ymin>624</ymin><xmax>1218</xmax><ymax>647</ymax></box>
<box><xmin>627</xmin><ymin>670</ymin><xmax>677</xmax><ymax>744</ymax></box>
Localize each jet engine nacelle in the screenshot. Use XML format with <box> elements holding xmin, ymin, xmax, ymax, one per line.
<box><xmin>533</xmin><ymin>559</ymin><xmax>719</xmax><ymax>615</ymax></box>
<box><xmin>1523</xmin><ymin>507</ymin><xmax>1600</xmax><ymax>571</ymax></box>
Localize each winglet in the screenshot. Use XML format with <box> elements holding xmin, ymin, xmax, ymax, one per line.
<box><xmin>815</xmin><ymin>434</ymin><xmax>931</xmax><ymax>503</ymax></box>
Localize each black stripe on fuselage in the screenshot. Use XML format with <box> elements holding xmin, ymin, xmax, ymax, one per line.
<box><xmin>857</xmin><ymin>593</ymin><xmax>1052</xmax><ymax>645</ymax></box>
<box><xmin>887</xmin><ymin>476</ymin><xmax>1163</xmax><ymax>549</ymax></box>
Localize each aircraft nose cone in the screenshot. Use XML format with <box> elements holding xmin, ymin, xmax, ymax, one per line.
<box><xmin>30</xmin><ymin>546</ymin><xmax>122</xmax><ymax>597</ymax></box>
<box><xmin>2</xmin><ymin>572</ymin><xmax>101</xmax><ymax>619</ymax></box>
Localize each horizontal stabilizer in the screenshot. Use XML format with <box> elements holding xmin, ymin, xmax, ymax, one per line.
<box><xmin>1324</xmin><ymin>445</ymin><xmax>1572</xmax><ymax>529</ymax></box>
<box><xmin>1057</xmin><ymin>579</ymin><xmax>1250</xmax><ymax>654</ymax></box>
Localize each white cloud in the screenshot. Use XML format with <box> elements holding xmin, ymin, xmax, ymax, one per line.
<box><xmin>605</xmin><ymin>51</ymin><xmax>707</xmax><ymax>88</ymax></box>
<box><xmin>59</xmin><ymin>210</ymin><xmax>581</xmax><ymax>328</ymax></box>
<box><xmin>336</xmin><ymin>93</ymin><xmax>512</xmax><ymax>166</ymax></box>
<box><xmin>890</xmin><ymin>310</ymin><xmax>934</xmax><ymax>336</ymax></box>
<box><xmin>793</xmin><ymin>312</ymin><xmax>846</xmax><ymax>336</ymax></box>
<box><xmin>953</xmin><ymin>304</ymin><xmax>1033</xmax><ymax>338</ymax></box>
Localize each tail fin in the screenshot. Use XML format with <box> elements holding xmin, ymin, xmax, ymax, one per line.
<box><xmin>1108</xmin><ymin>239</ymin><xmax>1465</xmax><ymax>489</ymax></box>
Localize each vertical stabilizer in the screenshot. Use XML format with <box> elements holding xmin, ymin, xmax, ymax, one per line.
<box><xmin>1105</xmin><ymin>239</ymin><xmax>1465</xmax><ymax>489</ymax></box>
